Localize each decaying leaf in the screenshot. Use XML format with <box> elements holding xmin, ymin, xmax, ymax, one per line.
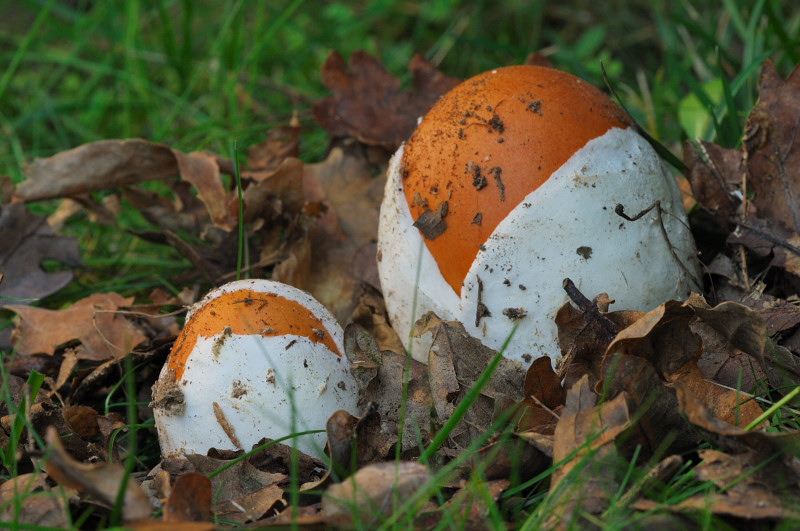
<box><xmin>44</xmin><ymin>426</ymin><xmax>152</xmax><ymax>522</ymax></box>
<box><xmin>162</xmin><ymin>472</ymin><xmax>212</xmax><ymax>523</ymax></box>
<box><xmin>686</xmin><ymin>60</ymin><xmax>800</xmax><ymax>277</ymax></box>
<box><xmin>547</xmin><ymin>376</ymin><xmax>630</xmax><ymax>527</ymax></box>
<box><xmin>0</xmin><ymin>473</ymin><xmax>69</xmax><ymax>528</ymax></box>
<box><xmin>312</xmin><ymin>51</ymin><xmax>459</xmax><ymax>149</ymax></box>
<box><xmin>0</xmin><ymin>203</ymin><xmax>83</xmax><ymax>305</ymax></box>
<box><xmin>416</xmin><ymin>312</ymin><xmax>526</xmax><ymax>456</ymax></box>
<box><xmin>345</xmin><ymin>324</ymin><xmax>433</xmax><ymax>456</ymax></box>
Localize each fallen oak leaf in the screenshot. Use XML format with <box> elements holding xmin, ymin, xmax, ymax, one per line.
<box><xmin>43</xmin><ymin>426</ymin><xmax>152</xmax><ymax>522</ymax></box>
<box><xmin>312</xmin><ymin>51</ymin><xmax>459</xmax><ymax>149</ymax></box>
<box><xmin>344</xmin><ymin>323</ymin><xmax>433</xmax><ymax>457</ymax></box>
<box><xmin>4</xmin><ymin>292</ymin><xmax>146</xmax><ymax>359</ymax></box>
<box><xmin>416</xmin><ymin>312</ymin><xmax>526</xmax><ymax>456</ymax></box>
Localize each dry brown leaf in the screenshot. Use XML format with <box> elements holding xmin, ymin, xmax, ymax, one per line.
<box><xmin>16</xmin><ymin>139</ymin><xmax>237</xmax><ymax>231</ymax></box>
<box><xmin>62</xmin><ymin>405</ymin><xmax>100</xmax><ymax>440</ymax></box>
<box><xmin>0</xmin><ymin>203</ymin><xmax>82</xmax><ymax>305</ymax></box>
<box><xmin>668</xmin><ymin>360</ymin><xmax>764</xmax><ymax>427</ymax></box>
<box><xmin>548</xmin><ymin>376</ymin><xmax>630</xmax><ymax>526</ymax></box>
<box><xmin>674</xmin><ymin>382</ymin><xmax>800</xmax><ymax>463</ymax></box>
<box><xmin>517</xmin><ymin>356</ymin><xmax>565</xmax><ymax>434</ymax></box>
<box><xmin>245</xmin><ymin>119</ymin><xmax>301</xmax><ymax>173</ymax></box>
<box><xmin>346</xmin><ymin>324</ymin><xmax>432</xmax><ymax>456</ymax></box>
<box><xmin>312</xmin><ymin>51</ymin><xmax>459</xmax><ymax>149</ymax></box>
<box><xmin>5</xmin><ymin>292</ymin><xmax>146</xmax><ymax>359</ymax></box>
<box><xmin>634</xmin><ymin>448</ymin><xmax>800</xmax><ymax>522</ymax></box>
<box><xmin>605</xmin><ymin>298</ymin><xmax>702</xmax><ymax>376</ymax></box>
<box><xmin>184</xmin><ymin>453</ymin><xmax>286</xmax><ymax>502</ymax></box>
<box><xmin>43</xmin><ymin>426</ymin><xmax>152</xmax><ymax>522</ymax></box>
<box><xmin>555</xmin><ymin>297</ymin><xmax>643</xmax><ymax>391</ymax></box>
<box><xmin>349</xmin><ymin>284</ymin><xmax>405</xmax><ymax>355</ymax></box>
<box><xmin>16</xmin><ymin>139</ymin><xmax>179</xmax><ymax>201</ymax></box>
<box><xmin>214</xmin><ymin>484</ymin><xmax>284</xmax><ymax>524</ymax></box>
<box><xmin>601</xmin><ymin>353</ymin><xmax>697</xmax><ymax>456</ymax></box>
<box><xmin>695</xmin><ymin>448</ymin><xmax>800</xmax><ymax>512</ymax></box>
<box><xmin>322</xmin><ymin>461</ymin><xmax>431</xmax><ymax>526</ymax></box>
<box><xmin>162</xmin><ymin>472</ymin><xmax>211</xmax><ymax>523</ymax></box>
<box><xmin>301</xmin><ymin>142</ymin><xmax>386</xmax><ymax>323</ymax></box>
<box><xmin>685</xmin><ymin>60</ymin><xmax>800</xmax><ymax>276</ymax></box>
<box><xmin>442</xmin><ymin>479</ymin><xmax>510</xmax><ymax>523</ymax></box>
<box><xmin>124</xmin><ymin>520</ymin><xmax>215</xmax><ymax>531</ymax></box>
<box><xmin>0</xmin><ymin>473</ymin><xmax>69</xmax><ymax>528</ymax></box>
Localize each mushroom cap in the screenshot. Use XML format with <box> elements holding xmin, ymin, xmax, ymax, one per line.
<box><xmin>377</xmin><ymin>66</ymin><xmax>700</xmax><ymax>365</ymax></box>
<box><xmin>401</xmin><ymin>65</ymin><xmax>631</xmax><ymax>294</ymax></box>
<box><xmin>152</xmin><ymin>279</ymin><xmax>358</xmax><ymax>460</ymax></box>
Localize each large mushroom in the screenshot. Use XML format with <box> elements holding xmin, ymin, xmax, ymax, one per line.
<box><xmin>378</xmin><ymin>65</ymin><xmax>700</xmax><ymax>365</ymax></box>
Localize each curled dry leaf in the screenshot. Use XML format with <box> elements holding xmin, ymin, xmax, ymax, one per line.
<box><xmin>674</xmin><ymin>382</ymin><xmax>800</xmax><ymax>461</ymax></box>
<box><xmin>322</xmin><ymin>461</ymin><xmax>431</xmax><ymax>527</ymax></box>
<box><xmin>43</xmin><ymin>426</ymin><xmax>152</xmax><ymax>522</ymax></box>
<box><xmin>312</xmin><ymin>50</ymin><xmax>459</xmax><ymax>149</ymax></box>
<box><xmin>15</xmin><ymin>139</ymin><xmax>237</xmax><ymax>231</ymax></box>
<box><xmin>0</xmin><ymin>203</ymin><xmax>82</xmax><ymax>305</ymax></box>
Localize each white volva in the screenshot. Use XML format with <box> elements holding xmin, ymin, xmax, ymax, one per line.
<box><xmin>377</xmin><ymin>127</ymin><xmax>700</xmax><ymax>366</ymax></box>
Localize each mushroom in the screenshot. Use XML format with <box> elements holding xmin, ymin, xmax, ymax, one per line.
<box><xmin>152</xmin><ymin>279</ymin><xmax>358</xmax><ymax>460</ymax></box>
<box><xmin>377</xmin><ymin>65</ymin><xmax>700</xmax><ymax>365</ymax></box>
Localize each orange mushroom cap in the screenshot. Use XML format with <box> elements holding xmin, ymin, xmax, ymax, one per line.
<box><xmin>401</xmin><ymin>65</ymin><xmax>630</xmax><ymax>294</ymax></box>
<box><xmin>167</xmin><ymin>288</ymin><xmax>341</xmax><ymax>381</ymax></box>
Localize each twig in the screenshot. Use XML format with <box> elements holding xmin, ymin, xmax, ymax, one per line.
<box><xmin>615</xmin><ymin>201</ymin><xmax>702</xmax><ymax>290</ymax></box>
<box><xmin>562</xmin><ymin>278</ymin><xmax>617</xmax><ymax>341</ymax></box>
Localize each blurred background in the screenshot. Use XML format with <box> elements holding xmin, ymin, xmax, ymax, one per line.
<box><xmin>2</xmin><ymin>0</ymin><xmax>797</xmax><ymax>175</ymax></box>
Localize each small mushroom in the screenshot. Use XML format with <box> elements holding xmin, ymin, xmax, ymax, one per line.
<box><xmin>152</xmin><ymin>279</ymin><xmax>359</xmax><ymax>460</ymax></box>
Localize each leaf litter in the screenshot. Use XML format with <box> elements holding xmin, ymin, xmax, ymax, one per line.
<box><xmin>1</xmin><ymin>52</ymin><xmax>800</xmax><ymax>528</ymax></box>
